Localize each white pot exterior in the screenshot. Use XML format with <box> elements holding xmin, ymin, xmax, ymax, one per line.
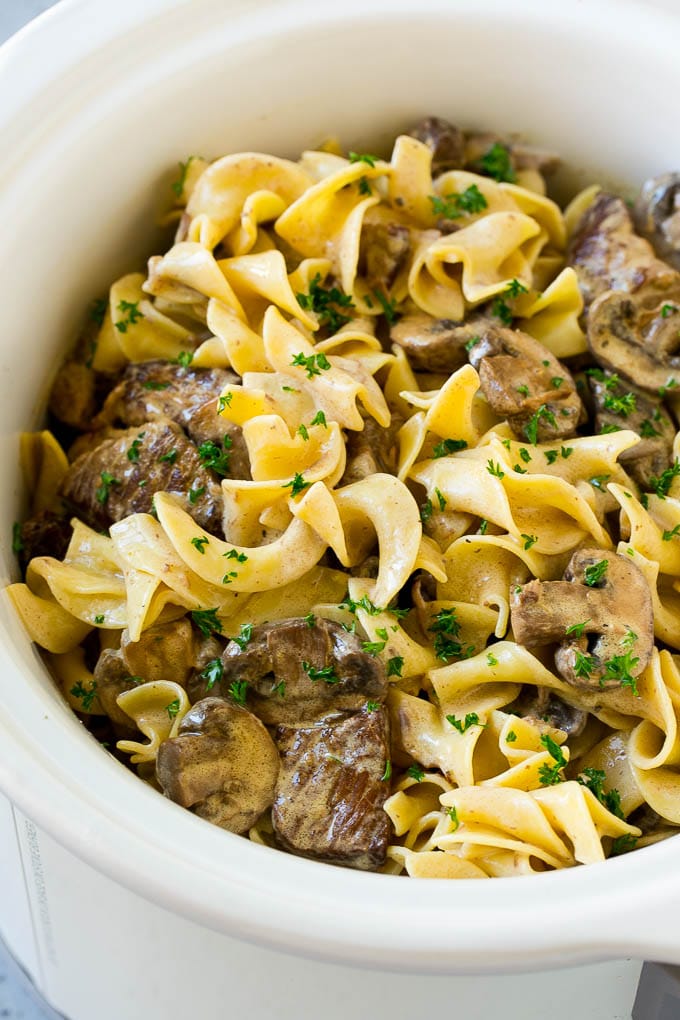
<box><xmin>0</xmin><ymin>1</ymin><xmax>679</xmax><ymax>1010</ymax></box>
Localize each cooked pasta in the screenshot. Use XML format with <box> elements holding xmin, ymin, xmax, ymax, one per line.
<box><xmin>9</xmin><ymin>116</ymin><xmax>680</xmax><ymax>874</ymax></box>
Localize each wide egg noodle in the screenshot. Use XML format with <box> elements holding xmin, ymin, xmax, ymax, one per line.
<box><xmin>116</xmin><ymin>680</ymin><xmax>191</xmax><ymax>765</ymax></box>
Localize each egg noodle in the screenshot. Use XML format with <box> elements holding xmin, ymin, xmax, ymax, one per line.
<box><xmin>9</xmin><ymin>127</ymin><xmax>680</xmax><ymax>878</ymax></box>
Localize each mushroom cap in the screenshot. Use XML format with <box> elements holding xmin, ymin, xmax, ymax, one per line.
<box><xmin>634</xmin><ymin>172</ymin><xmax>680</xmax><ymax>271</ymax></box>
<box><xmin>511</xmin><ymin>548</ymin><xmax>654</xmax><ymax>691</ymax></box>
<box><xmin>389</xmin><ymin>314</ymin><xmax>470</xmax><ymax>373</ymax></box>
<box><xmin>587</xmin><ymin>288</ymin><xmax>680</xmax><ymax>393</ymax></box>
<box><xmin>408</xmin><ymin>116</ymin><xmax>465</xmax><ymax>175</ymax></box>
<box><xmin>156</xmin><ymin>697</ymin><xmax>279</xmax><ymax>834</ymax></box>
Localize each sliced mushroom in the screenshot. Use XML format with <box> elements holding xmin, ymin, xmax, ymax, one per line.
<box><xmin>634</xmin><ymin>173</ymin><xmax>680</xmax><ymax>271</ymax></box>
<box><xmin>510</xmin><ymin>548</ymin><xmax>654</xmax><ymax>691</ymax></box>
<box><xmin>94</xmin><ymin>648</ymin><xmax>144</xmax><ymax>728</ymax></box>
<box><xmin>188</xmin><ymin>617</ymin><xmax>387</xmax><ymax>726</ymax></box>
<box><xmin>587</xmin><ymin>370</ymin><xmax>675</xmax><ymax>487</ymax></box>
<box><xmin>389</xmin><ymin>313</ymin><xmax>473</xmax><ymax>373</ymax></box>
<box><xmin>568</xmin><ymin>192</ymin><xmax>678</xmax><ymax>310</ymax></box>
<box><xmin>340</xmin><ymin>413</ymin><xmax>402</xmax><ymax>485</ymax></box>
<box><xmin>156</xmin><ymin>697</ymin><xmax>279</xmax><ymax>834</ymax></box>
<box><xmin>467</xmin><ymin>322</ymin><xmax>584</xmax><ymax>442</ymax></box>
<box><xmin>505</xmin><ymin>685</ymin><xmax>588</xmax><ymax>737</ymax></box>
<box><xmin>587</xmin><ymin>289</ymin><xmax>680</xmax><ymax>394</ymax></box>
<box><xmin>272</xmin><ymin>705</ymin><xmax>391</xmax><ymax>870</ymax></box>
<box><xmin>408</xmin><ymin>116</ymin><xmax>465</xmax><ymax>175</ymax></box>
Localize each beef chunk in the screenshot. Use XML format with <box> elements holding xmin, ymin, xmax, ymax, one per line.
<box><xmin>272</xmin><ymin>706</ymin><xmax>392</xmax><ymax>870</ymax></box>
<box><xmin>506</xmin><ymin>686</ymin><xmax>588</xmax><ymax>738</ymax></box>
<box><xmin>95</xmin><ymin>361</ymin><xmax>249</xmax><ymax>477</ymax></box>
<box><xmin>408</xmin><ymin>116</ymin><xmax>465</xmax><ymax>175</ymax></box>
<box><xmin>49</xmin><ymin>360</ymin><xmax>99</xmax><ymax>431</ymax></box>
<box><xmin>60</xmin><ymin>419</ymin><xmax>223</xmax><ymax>534</ymax></box>
<box><xmin>360</xmin><ymin>222</ymin><xmax>411</xmax><ymax>290</ymax></box>
<box><xmin>390</xmin><ymin>313</ymin><xmax>471</xmax><ymax>373</ymax></box>
<box><xmin>189</xmin><ymin>617</ymin><xmax>387</xmax><ymax>725</ymax></box>
<box><xmin>18</xmin><ymin>511</ymin><xmax>73</xmax><ymax>571</ymax></box>
<box><xmin>341</xmin><ymin>414</ymin><xmax>402</xmax><ymax>485</ymax></box>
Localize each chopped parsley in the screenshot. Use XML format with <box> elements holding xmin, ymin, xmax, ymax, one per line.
<box><xmin>538</xmin><ymin>734</ymin><xmax>567</xmax><ymax>786</ymax></box>
<box><xmin>589</xmin><ymin>474</ymin><xmax>611</xmax><ymax>491</ymax></box>
<box><xmin>574</xmin><ymin>650</ymin><xmax>597</xmax><ymax>679</ymax></box>
<box><xmin>282</xmin><ymin>472</ymin><xmax>311</xmax><ymax>497</ymax></box>
<box><xmin>420</xmin><ymin>499</ymin><xmax>434</xmax><ymax>523</ymax></box>
<box><xmin>372</xmin><ymin>288</ymin><xmax>400</xmax><ymax>325</ymax></box>
<box><xmin>70</xmin><ymin>680</ymin><xmax>98</xmax><ymax>711</ymax></box>
<box><xmin>649</xmin><ymin>458</ymin><xmax>680</xmax><ymax>499</ymax></box>
<box><xmin>349</xmin><ymin>151</ymin><xmax>379</xmax><ymax>167</ymax></box>
<box><xmin>521</xmin><ymin>533</ymin><xmax>538</xmax><ymax>550</ymax></box>
<box><xmin>171</xmin><ymin>156</ymin><xmax>197</xmax><ymax>198</ymax></box>
<box><xmin>175</xmin><ymin>350</ymin><xmax>194</xmax><ymax>368</ymax></box>
<box><xmin>366</xmin><ymin>700</ymin><xmax>380</xmax><ymax>712</ymax></box>
<box><xmin>659</xmin><ymin>378</ymin><xmax>678</xmax><ymax>398</ymax></box>
<box><xmin>428</xmin><ymin>184</ymin><xmax>488</xmax><ymax>219</ymax></box>
<box><xmin>561</xmin><ymin>445</ymin><xmax>574</xmax><ymax>459</ymax></box>
<box><xmin>296</xmin><ymin>274</ymin><xmax>355</xmax><ymax>331</ymax></box>
<box><xmin>380</xmin><ymin>760</ymin><xmax>392</xmax><ymax>782</ymax></box>
<box><xmin>290</xmin><ymin>351</ymin><xmax>333</xmax><ymax>378</ymax></box>
<box><xmin>127</xmin><ymin>433</ymin><xmax>145</xmax><ymax>462</ymax></box>
<box><xmin>428</xmin><ymin>607</ymin><xmax>472</xmax><ymax>663</ymax></box>
<box><xmin>297</xmin><ymin>424</ymin><xmax>309</xmax><ymax>441</ymax></box>
<box><xmin>191</xmin><ymin>608</ymin><xmax>223</xmax><ymax>637</ymax></box>
<box><xmin>158</xmin><ymin>448</ymin><xmax>177</xmax><ymax>464</ymax></box>
<box><xmin>446</xmin><ymin>712</ymin><xmax>486</xmax><ymax>733</ymax></box>
<box><xmin>506</xmin><ymin>730</ymin><xmax>517</xmax><ymax>743</ymax></box>
<box><xmin>188</xmin><ymin>485</ymin><xmax>205</xmax><ymax>504</ymax></box>
<box><xmin>407</xmin><ymin>764</ymin><xmax>425</xmax><ymax>782</ymax></box>
<box><xmin>94</xmin><ymin>614</ymin><xmax>104</xmax><ymax>624</ymax></box>
<box><xmin>662</xmin><ymin>524</ymin><xmax>680</xmax><ymax>541</ymax></box>
<box><xmin>445</xmin><ymin>805</ymin><xmax>460</xmax><ymax>829</ymax></box>
<box><xmin>114</xmin><ymin>299</ymin><xmax>143</xmax><ymax>333</ymax></box>
<box><xmin>141</xmin><ymin>380</ymin><xmax>171</xmax><ymax>391</ymax></box>
<box><xmin>386</xmin><ymin>656</ymin><xmax>404</xmax><ymax>677</ymax></box>
<box><xmin>565</xmin><ymin>619</ymin><xmax>590</xmax><ymax>638</ymax></box>
<box><xmin>310</xmin><ymin>410</ymin><xmax>327</xmax><ymax>427</ymax></box>
<box><xmin>464</xmin><ymin>335</ymin><xmax>480</xmax><ymax>352</ymax></box>
<box><xmin>218</xmin><ymin>393</ymin><xmax>233</xmax><ymax>412</ymax></box>
<box><xmin>228</xmin><ymin>680</ymin><xmax>248</xmax><ymax>705</ymax></box>
<box><xmin>362</xmin><ymin>629</ymin><xmax>388</xmax><ymax>655</ymax></box>
<box><xmin>302</xmin><ymin>661</ymin><xmax>339</xmax><ymax>684</ymax></box>
<box><xmin>232</xmin><ymin>623</ymin><xmax>253</xmax><ymax>650</ymax></box>
<box><xmin>610</xmin><ymin>834</ymin><xmax>638</xmax><ymax>856</ymax></box>
<box><xmin>661</xmin><ymin>303</ymin><xmax>677</xmax><ymax>318</ymax></box>
<box><xmin>479</xmin><ymin>142</ymin><xmax>516</xmax><ymax>182</ymax></box>
<box><xmin>11</xmin><ymin>522</ymin><xmax>23</xmax><ymax>555</ymax></box>
<box><xmin>584</xmin><ymin>559</ymin><xmax>608</xmax><ymax>587</ymax></box>
<box><xmin>603</xmin><ymin>390</ymin><xmax>636</xmax><ymax>417</ymax></box>
<box><xmin>90</xmin><ymin>297</ymin><xmax>107</xmax><ymax>327</ymax></box>
<box><xmin>551</xmin><ymin>377</ymin><xmax>564</xmax><ymax>389</ymax></box>
<box><xmin>577</xmin><ymin>767</ymin><xmax>624</xmax><ymax>819</ymax></box>
<box><xmin>224</xmin><ymin>548</ymin><xmax>248</xmax><ymax>563</ymax></box>
<box><xmin>544</xmin><ymin>449</ymin><xmax>559</xmax><ymax>465</ymax></box>
<box><xmin>639</xmin><ymin>419</ymin><xmax>661</xmax><ymax>438</ymax></box>
<box><xmin>435</xmin><ymin>487</ymin><xmax>447</xmax><ymax>510</ymax></box>
<box><xmin>200</xmin><ymin>658</ymin><xmax>223</xmax><ymax>692</ymax></box>
<box><xmin>487</xmin><ymin>653</ymin><xmax>498</xmax><ymax>666</ymax></box>
<box><xmin>519</xmin><ymin>447</ymin><xmax>532</xmax><ymax>463</ymax></box>
<box><xmin>601</xmin><ymin>650</ymin><xmax>640</xmax><ymax>696</ymax></box>
<box><xmin>190</xmin><ymin>536</ymin><xmax>209</xmax><ymax>554</ymax></box>
<box><xmin>433</xmin><ymin>438</ymin><xmax>467</xmax><ymax>458</ymax></box>
<box><xmin>198</xmin><ymin>436</ymin><xmax>232</xmax><ymax>477</ymax></box>
<box><xmin>95</xmin><ymin>471</ymin><xmax>120</xmax><ymax>504</ymax></box>
<box><xmin>304</xmin><ymin>612</ymin><xmax>316</xmax><ymax>628</ymax></box>
<box><xmin>165</xmin><ymin>698</ymin><xmax>181</xmax><ymax>719</ymax></box>
<box><xmin>486</xmin><ymin>459</ymin><xmax>505</xmax><ymax>478</ymax></box>
<box><xmin>525</xmin><ymin>404</ymin><xmax>557</xmax><ymax>445</ymax></box>
<box><xmin>517</xmin><ymin>384</ymin><xmax>530</xmax><ymax>397</ymax></box>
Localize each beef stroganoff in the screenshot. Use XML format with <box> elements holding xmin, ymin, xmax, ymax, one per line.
<box><xmin>10</xmin><ymin>117</ymin><xmax>680</xmax><ymax>876</ymax></box>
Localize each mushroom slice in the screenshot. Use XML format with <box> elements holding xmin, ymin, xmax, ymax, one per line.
<box><xmin>188</xmin><ymin>617</ymin><xmax>387</xmax><ymax>726</ymax></box>
<box><xmin>94</xmin><ymin>648</ymin><xmax>142</xmax><ymax>728</ymax></box>
<box><xmin>587</xmin><ymin>289</ymin><xmax>680</xmax><ymax>394</ymax></box>
<box><xmin>506</xmin><ymin>685</ymin><xmax>588</xmax><ymax>738</ymax></box>
<box><xmin>467</xmin><ymin>322</ymin><xmax>584</xmax><ymax>442</ymax></box>
<box><xmin>510</xmin><ymin>548</ymin><xmax>654</xmax><ymax>691</ymax></box>
<box><xmin>586</xmin><ymin>370</ymin><xmax>675</xmax><ymax>487</ymax></box>
<box><xmin>156</xmin><ymin>697</ymin><xmax>279</xmax><ymax>835</ymax></box>
<box><xmin>389</xmin><ymin>313</ymin><xmax>475</xmax><ymax>373</ymax></box>
<box><xmin>340</xmin><ymin>412</ymin><xmax>402</xmax><ymax>485</ymax></box>
<box><xmin>272</xmin><ymin>705</ymin><xmax>392</xmax><ymax>870</ymax></box>
<box><xmin>360</xmin><ymin>222</ymin><xmax>411</xmax><ymax>291</ymax></box>
<box><xmin>634</xmin><ymin>173</ymin><xmax>680</xmax><ymax>271</ymax></box>
<box><xmin>408</xmin><ymin>116</ymin><xmax>465</xmax><ymax>175</ymax></box>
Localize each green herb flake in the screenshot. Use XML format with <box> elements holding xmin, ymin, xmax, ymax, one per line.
<box><xmin>228</xmin><ymin>680</ymin><xmax>248</xmax><ymax>705</ymax></box>
<box><xmin>158</xmin><ymin>448</ymin><xmax>177</xmax><ymax>464</ymax></box>
<box><xmin>218</xmin><ymin>393</ymin><xmax>233</xmax><ymax>413</ymax></box>
<box><xmin>661</xmin><ymin>303</ymin><xmax>677</xmax><ymax>318</ymax></box>
<box><xmin>465</xmin><ymin>335</ymin><xmax>480</xmax><ymax>352</ymax></box>
<box><xmin>11</xmin><ymin>522</ymin><xmax>23</xmax><ymax>555</ymax></box>
<box><xmin>538</xmin><ymin>733</ymin><xmax>567</xmax><ymax>786</ymax></box>
<box><xmin>224</xmin><ymin>548</ymin><xmax>248</xmax><ymax>563</ymax></box>
<box><xmin>142</xmin><ymin>380</ymin><xmax>171</xmax><ymax>391</ymax></box>
<box><xmin>233</xmin><ymin>623</ymin><xmax>253</xmax><ymax>651</ymax></box>
<box><xmin>70</xmin><ymin>680</ymin><xmax>99</xmax><ymax>711</ymax></box>
<box><xmin>198</xmin><ymin>437</ymin><xmax>232</xmax><ymax>477</ymax></box>
<box><xmin>525</xmin><ymin>405</ymin><xmax>557</xmax><ymax>445</ymax></box>
<box><xmin>479</xmin><ymin>142</ymin><xmax>516</xmax><ymax>183</ymax></box>
<box><xmin>94</xmin><ymin>614</ymin><xmax>105</xmax><ymax>625</ymax></box>
<box><xmin>191</xmin><ymin>608</ymin><xmax>223</xmax><ymax>637</ymax></box>
<box><xmin>190</xmin><ymin>536</ymin><xmax>209</xmax><ymax>554</ymax></box>
<box><xmin>302</xmin><ymin>660</ymin><xmax>339</xmax><ymax>684</ymax></box>
<box><xmin>551</xmin><ymin>377</ymin><xmax>564</xmax><ymax>389</ymax></box>
<box><xmin>407</xmin><ymin>764</ymin><xmax>425</xmax><ymax>782</ymax></box>
<box><xmin>577</xmin><ymin>767</ymin><xmax>624</xmax><ymax>819</ymax></box>
<box><xmin>310</xmin><ymin>410</ymin><xmax>327</xmax><ymax>427</ymax></box>
<box><xmin>506</xmin><ymin>730</ymin><xmax>517</xmax><ymax>743</ymax></box>
<box><xmin>171</xmin><ymin>156</ymin><xmax>196</xmax><ymax>198</ymax></box>
<box><xmin>610</xmin><ymin>833</ymin><xmax>638</xmax><ymax>856</ymax></box>
<box><xmin>114</xmin><ymin>299</ymin><xmax>144</xmax><ymax>334</ymax></box>
<box><xmin>433</xmin><ymin>438</ymin><xmax>468</xmax><ymax>458</ymax></box>
<box><xmin>649</xmin><ymin>458</ymin><xmax>680</xmax><ymax>499</ymax></box>
<box><xmin>517</xmin><ymin>384</ymin><xmax>530</xmax><ymax>397</ymax></box>
<box><xmin>486</xmin><ymin>459</ymin><xmax>505</xmax><ymax>478</ymax></box>
<box><xmin>386</xmin><ymin>655</ymin><xmax>404</xmax><ymax>677</ymax></box>
<box><xmin>165</xmin><ymin>698</ymin><xmax>181</xmax><ymax>719</ymax></box>
<box><xmin>584</xmin><ymin>559</ymin><xmax>608</xmax><ymax>586</ymax></box>
<box><xmin>521</xmin><ymin>533</ymin><xmax>538</xmax><ymax>550</ymax></box>
<box><xmin>296</xmin><ymin>274</ymin><xmax>355</xmax><ymax>332</ymax></box>
<box><xmin>188</xmin><ymin>485</ymin><xmax>205</xmax><ymax>505</ymax></box>
<box><xmin>95</xmin><ymin>471</ymin><xmax>120</xmax><ymax>505</ymax></box>
<box><xmin>663</xmin><ymin>524</ymin><xmax>680</xmax><ymax>541</ymax></box>
<box><xmin>565</xmin><ymin>619</ymin><xmax>590</xmax><ymax>638</ymax></box>
<box><xmin>420</xmin><ymin>499</ymin><xmax>434</xmax><ymax>523</ymax></box>
<box><xmin>487</xmin><ymin>653</ymin><xmax>498</xmax><ymax>666</ymax></box>
<box><xmin>372</xmin><ymin>288</ymin><xmax>400</xmax><ymax>325</ymax></box>
<box><xmin>428</xmin><ymin>183</ymin><xmax>488</xmax><ymax>220</ymax></box>
<box><xmin>445</xmin><ymin>805</ymin><xmax>460</xmax><ymax>830</ymax></box>
<box><xmin>282</xmin><ymin>472</ymin><xmax>311</xmax><ymax>498</ymax></box>
<box><xmin>127</xmin><ymin>433</ymin><xmax>145</xmax><ymax>462</ymax></box>
<box><xmin>380</xmin><ymin>759</ymin><xmax>392</xmax><ymax>782</ymax></box>
<box><xmin>544</xmin><ymin>449</ymin><xmax>559</xmax><ymax>465</ymax></box>
<box><xmin>349</xmin><ymin>151</ymin><xmax>379</xmax><ymax>167</ymax></box>
<box><xmin>366</xmin><ymin>699</ymin><xmax>380</xmax><ymax>712</ymax></box>
<box><xmin>297</xmin><ymin>423</ymin><xmax>309</xmax><ymax>441</ymax></box>
<box><xmin>200</xmin><ymin>658</ymin><xmax>223</xmax><ymax>692</ymax></box>
<box><xmin>435</xmin><ymin>487</ymin><xmax>447</xmax><ymax>511</ymax></box>
<box><xmin>446</xmin><ymin>712</ymin><xmax>485</xmax><ymax>734</ymax></box>
<box><xmin>589</xmin><ymin>474</ymin><xmax>611</xmax><ymax>491</ymax></box>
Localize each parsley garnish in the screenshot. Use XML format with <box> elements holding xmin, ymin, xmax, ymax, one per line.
<box><xmin>551</xmin><ymin>377</ymin><xmax>564</xmax><ymax>389</ymax></box>
<box><xmin>574</xmin><ymin>650</ymin><xmax>597</xmax><ymax>679</ymax></box>
<box><xmin>158</xmin><ymin>448</ymin><xmax>177</xmax><ymax>464</ymax></box>
<box><xmin>94</xmin><ymin>614</ymin><xmax>104</xmax><ymax>624</ymax></box>
<box><xmin>544</xmin><ymin>449</ymin><xmax>558</xmax><ymax>465</ymax></box>
<box><xmin>297</xmin><ymin>424</ymin><xmax>309</xmax><ymax>441</ymax></box>
<box><xmin>521</xmin><ymin>533</ymin><xmax>538</xmax><ymax>550</ymax></box>
<box><xmin>428</xmin><ymin>184</ymin><xmax>488</xmax><ymax>220</ymax></box>
<box><xmin>373</xmin><ymin>288</ymin><xmax>400</xmax><ymax>325</ymax></box>
<box><xmin>435</xmin><ymin>487</ymin><xmax>447</xmax><ymax>510</ymax></box>
<box><xmin>584</xmin><ymin>560</ymin><xmax>608</xmax><ymax>586</ymax></box>
<box><xmin>639</xmin><ymin>419</ymin><xmax>660</xmax><ymax>438</ymax></box>
<box><xmin>663</xmin><ymin>525</ymin><xmax>680</xmax><ymax>541</ymax></box>
<box><xmin>304</xmin><ymin>612</ymin><xmax>316</xmax><ymax>628</ymax></box>
<box><xmin>603</xmin><ymin>390</ymin><xmax>636</xmax><ymax>417</ymax></box>
<box><xmin>70</xmin><ymin>680</ymin><xmax>98</xmax><ymax>711</ymax></box>
<box><xmin>649</xmin><ymin>458</ymin><xmax>680</xmax><ymax>499</ymax></box>
<box><xmin>565</xmin><ymin>620</ymin><xmax>590</xmax><ymax>637</ymax></box>
<box><xmin>445</xmin><ymin>806</ymin><xmax>460</xmax><ymax>830</ymax></box>
<box><xmin>349</xmin><ymin>151</ymin><xmax>379</xmax><ymax>167</ymax></box>
<box><xmin>519</xmin><ymin>447</ymin><xmax>532</xmax><ymax>463</ymax></box>
<box><xmin>175</xmin><ymin>350</ymin><xmax>194</xmax><ymax>368</ymax></box>
<box><xmin>486</xmin><ymin>459</ymin><xmax>505</xmax><ymax>478</ymax></box>
<box><xmin>661</xmin><ymin>303</ymin><xmax>676</xmax><ymax>318</ymax></box>
<box><xmin>487</xmin><ymin>652</ymin><xmax>498</xmax><ymax>666</ymax></box>
<box><xmin>386</xmin><ymin>656</ymin><xmax>404</xmax><ymax>677</ymax></box>
<box><xmin>577</xmin><ymin>767</ymin><xmax>624</xmax><ymax>818</ymax></box>
<box><xmin>525</xmin><ymin>404</ymin><xmax>557</xmax><ymax>445</ymax></box>
<box><xmin>538</xmin><ymin>734</ymin><xmax>567</xmax><ymax>786</ymax></box>
<box><xmin>589</xmin><ymin>474</ymin><xmax>611</xmax><ymax>491</ymax></box>
<box><xmin>381</xmin><ymin>760</ymin><xmax>392</xmax><ymax>782</ymax></box>
<box><xmin>506</xmin><ymin>730</ymin><xmax>517</xmax><ymax>743</ymax></box>
<box><xmin>407</xmin><ymin>764</ymin><xmax>425</xmax><ymax>782</ymax></box>
<box><xmin>218</xmin><ymin>393</ymin><xmax>233</xmax><ymax>413</ymax></box>
<box><xmin>224</xmin><ymin>549</ymin><xmax>248</xmax><ymax>563</ymax></box>
<box><xmin>166</xmin><ymin>698</ymin><xmax>181</xmax><ymax>719</ymax></box>
<box><xmin>601</xmin><ymin>650</ymin><xmax>640</xmax><ymax>696</ymax></box>
<box><xmin>464</xmin><ymin>335</ymin><xmax>480</xmax><ymax>352</ymax></box>
<box><xmin>290</xmin><ymin>351</ymin><xmax>333</xmax><ymax>378</ymax></box>
<box><xmin>282</xmin><ymin>472</ymin><xmax>310</xmax><ymax>497</ymax></box>
<box><xmin>310</xmin><ymin>410</ymin><xmax>327</xmax><ymax>427</ymax></box>
<box><xmin>362</xmin><ymin>629</ymin><xmax>388</xmax><ymax>655</ymax></box>
<box><xmin>11</xmin><ymin>522</ymin><xmax>23</xmax><ymax>555</ymax></box>
<box><xmin>127</xmin><ymin>433</ymin><xmax>145</xmax><ymax>462</ymax></box>
<box><xmin>90</xmin><ymin>297</ymin><xmax>107</xmax><ymax>327</ymax></box>
<box><xmin>366</xmin><ymin>700</ymin><xmax>380</xmax><ymax>712</ymax></box>
<box><xmin>191</xmin><ymin>536</ymin><xmax>209</xmax><ymax>554</ymax></box>
<box><xmin>428</xmin><ymin>608</ymin><xmax>472</xmax><ymax>662</ymax></box>
<box><xmin>232</xmin><ymin>623</ymin><xmax>253</xmax><ymax>651</ymax></box>
<box><xmin>296</xmin><ymin>274</ymin><xmax>355</xmax><ymax>331</ymax></box>
<box><xmin>446</xmin><ymin>712</ymin><xmax>486</xmax><ymax>733</ymax></box>
<box><xmin>200</xmin><ymin>658</ymin><xmax>223</xmax><ymax>691</ymax></box>
<box><xmin>610</xmin><ymin>834</ymin><xmax>638</xmax><ymax>856</ymax></box>
<box><xmin>188</xmin><ymin>485</ymin><xmax>205</xmax><ymax>504</ymax></box>
<box><xmin>433</xmin><ymin>438</ymin><xmax>467</xmax><ymax>458</ymax></box>
<box><xmin>517</xmin><ymin>384</ymin><xmax>530</xmax><ymax>397</ymax></box>
<box><xmin>479</xmin><ymin>142</ymin><xmax>516</xmax><ymax>183</ymax></box>
<box><xmin>420</xmin><ymin>499</ymin><xmax>433</xmax><ymax>523</ymax></box>
<box><xmin>302</xmin><ymin>661</ymin><xmax>339</xmax><ymax>684</ymax></box>
<box><xmin>142</xmin><ymin>380</ymin><xmax>170</xmax><ymax>391</ymax></box>
<box><xmin>191</xmin><ymin>608</ymin><xmax>223</xmax><ymax>637</ymax></box>
<box><xmin>114</xmin><ymin>299</ymin><xmax>143</xmax><ymax>333</ymax></box>
<box><xmin>228</xmin><ymin>680</ymin><xmax>248</xmax><ymax>705</ymax></box>
<box><xmin>171</xmin><ymin>156</ymin><xmax>196</xmax><ymax>198</ymax></box>
<box><xmin>197</xmin><ymin>437</ymin><xmax>232</xmax><ymax>477</ymax></box>
<box><xmin>95</xmin><ymin>471</ymin><xmax>120</xmax><ymax>504</ymax></box>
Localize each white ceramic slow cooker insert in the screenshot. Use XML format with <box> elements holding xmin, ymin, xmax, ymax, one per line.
<box><xmin>0</xmin><ymin>1</ymin><xmax>679</xmax><ymax>1016</ymax></box>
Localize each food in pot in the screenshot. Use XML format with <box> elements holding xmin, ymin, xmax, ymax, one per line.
<box><xmin>10</xmin><ymin>118</ymin><xmax>680</xmax><ymax>877</ymax></box>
